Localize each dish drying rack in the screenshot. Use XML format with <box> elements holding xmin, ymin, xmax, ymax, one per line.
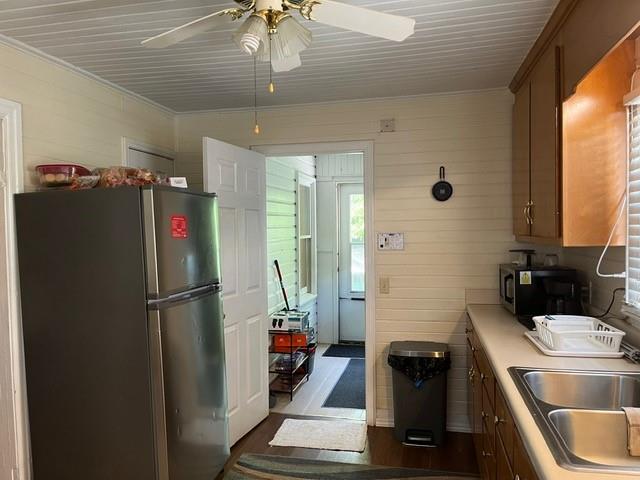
<box><xmin>526</xmin><ymin>315</ymin><xmax>625</xmax><ymax>358</ymax></box>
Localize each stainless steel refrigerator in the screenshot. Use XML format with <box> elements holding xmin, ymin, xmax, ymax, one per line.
<box><xmin>15</xmin><ymin>185</ymin><xmax>229</xmax><ymax>480</ymax></box>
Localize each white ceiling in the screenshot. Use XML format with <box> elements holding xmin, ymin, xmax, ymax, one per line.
<box><xmin>0</xmin><ymin>0</ymin><xmax>559</xmax><ymax>112</ymax></box>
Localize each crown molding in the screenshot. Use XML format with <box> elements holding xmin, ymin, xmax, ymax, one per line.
<box><xmin>0</xmin><ymin>33</ymin><xmax>176</xmax><ymax>116</ymax></box>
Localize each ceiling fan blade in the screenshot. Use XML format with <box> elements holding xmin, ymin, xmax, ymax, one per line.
<box><xmin>272</xmin><ymin>54</ymin><xmax>302</xmax><ymax>72</ymax></box>
<box><xmin>303</xmin><ymin>0</ymin><xmax>415</xmax><ymax>42</ymax></box>
<box><xmin>142</xmin><ymin>8</ymin><xmax>245</xmax><ymax>48</ymax></box>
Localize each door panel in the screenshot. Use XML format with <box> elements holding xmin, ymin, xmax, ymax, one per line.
<box><xmin>144</xmin><ymin>187</ymin><xmax>221</xmax><ymax>297</ymax></box>
<box><xmin>513</xmin><ymin>83</ymin><xmax>531</xmax><ymax>237</ymax></box>
<box><xmin>204</xmin><ymin>138</ymin><xmax>268</xmax><ymax>446</ymax></box>
<box><xmin>156</xmin><ymin>291</ymin><xmax>229</xmax><ymax>480</ymax></box>
<box><xmin>530</xmin><ymin>45</ymin><xmax>560</xmax><ymax>239</ymax></box>
<box><xmin>338</xmin><ymin>183</ymin><xmax>365</xmax><ymax>342</ymax></box>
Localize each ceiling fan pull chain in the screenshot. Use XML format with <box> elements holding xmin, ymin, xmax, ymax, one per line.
<box><xmin>254</xmin><ymin>56</ymin><xmax>260</xmax><ymax>135</ymax></box>
<box><xmin>268</xmin><ymin>33</ymin><xmax>275</xmax><ymax>94</ymax></box>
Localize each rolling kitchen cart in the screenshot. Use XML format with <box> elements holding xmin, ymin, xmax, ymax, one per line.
<box><xmin>268</xmin><ymin>312</ymin><xmax>314</xmax><ymax>400</ymax></box>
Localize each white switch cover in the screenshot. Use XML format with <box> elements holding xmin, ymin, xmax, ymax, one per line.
<box><xmin>377</xmin><ymin>233</ymin><xmax>404</xmax><ymax>250</ymax></box>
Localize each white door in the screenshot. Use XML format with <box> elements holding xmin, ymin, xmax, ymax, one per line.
<box><xmin>0</xmin><ymin>119</ymin><xmax>19</xmax><ymax>479</ymax></box>
<box><xmin>203</xmin><ymin>138</ymin><xmax>268</xmax><ymax>446</ymax></box>
<box><xmin>338</xmin><ymin>183</ymin><xmax>365</xmax><ymax>342</ymax></box>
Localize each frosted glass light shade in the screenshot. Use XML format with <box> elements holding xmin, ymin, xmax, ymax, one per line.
<box><xmin>233</xmin><ymin>14</ymin><xmax>269</xmax><ymax>55</ymax></box>
<box><xmin>257</xmin><ymin>16</ymin><xmax>312</xmax><ymax>62</ymax></box>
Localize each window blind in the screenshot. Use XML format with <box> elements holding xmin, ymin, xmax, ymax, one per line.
<box><xmin>627</xmin><ymin>105</ymin><xmax>640</xmax><ymax>309</ymax></box>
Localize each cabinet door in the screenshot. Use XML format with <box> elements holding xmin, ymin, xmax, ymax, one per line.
<box><xmin>514</xmin><ymin>429</ymin><xmax>539</xmax><ymax>480</ymax></box>
<box><xmin>496</xmin><ymin>438</ymin><xmax>514</xmax><ymax>480</ymax></box>
<box><xmin>473</xmin><ymin>356</ymin><xmax>484</xmax><ymax>461</ymax></box>
<box><xmin>513</xmin><ymin>83</ymin><xmax>531</xmax><ymax>237</ymax></box>
<box><xmin>561</xmin><ymin>0</ymin><xmax>640</xmax><ymax>99</ymax></box>
<box><xmin>530</xmin><ymin>45</ymin><xmax>560</xmax><ymax>239</ymax></box>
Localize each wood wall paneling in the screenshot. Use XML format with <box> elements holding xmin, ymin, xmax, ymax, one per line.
<box><xmin>562</xmin><ymin>38</ymin><xmax>634</xmax><ymax>246</ymax></box>
<box><xmin>174</xmin><ymin>89</ymin><xmax>516</xmax><ymax>431</ymax></box>
<box><xmin>266</xmin><ymin>156</ymin><xmax>316</xmax><ymax>323</ymax></box>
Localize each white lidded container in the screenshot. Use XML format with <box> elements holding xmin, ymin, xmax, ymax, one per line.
<box><xmin>532</xmin><ymin>315</ymin><xmax>625</xmax><ymax>353</ymax></box>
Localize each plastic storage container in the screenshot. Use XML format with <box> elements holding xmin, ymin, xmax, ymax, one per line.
<box><xmin>36</xmin><ymin>164</ymin><xmax>91</xmax><ymax>187</ymax></box>
<box><xmin>387</xmin><ymin>341</ymin><xmax>451</xmax><ymax>446</ymax></box>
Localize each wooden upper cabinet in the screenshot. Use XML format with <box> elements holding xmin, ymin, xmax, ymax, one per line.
<box><xmin>530</xmin><ymin>45</ymin><xmax>560</xmax><ymax>240</ymax></box>
<box><xmin>562</xmin><ymin>0</ymin><xmax>640</xmax><ymax>99</ymax></box>
<box><xmin>513</xmin><ymin>83</ymin><xmax>531</xmax><ymax>237</ymax></box>
<box><xmin>510</xmin><ymin>0</ymin><xmax>639</xmax><ymax>245</ymax></box>
<box><xmin>562</xmin><ymin>39</ymin><xmax>633</xmax><ymax>246</ymax></box>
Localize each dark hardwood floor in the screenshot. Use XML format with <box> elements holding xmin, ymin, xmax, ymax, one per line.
<box><xmin>220</xmin><ymin>413</ymin><xmax>479</xmax><ymax>477</ymax></box>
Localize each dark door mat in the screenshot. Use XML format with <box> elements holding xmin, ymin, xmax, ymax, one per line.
<box><xmin>323</xmin><ymin>358</ymin><xmax>365</xmax><ymax>409</ymax></box>
<box><xmin>224</xmin><ymin>454</ymin><xmax>480</xmax><ymax>479</ymax></box>
<box><xmin>323</xmin><ymin>344</ymin><xmax>365</xmax><ymax>358</ymax></box>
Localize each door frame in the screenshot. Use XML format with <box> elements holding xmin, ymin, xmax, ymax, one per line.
<box><xmin>0</xmin><ymin>98</ymin><xmax>29</xmax><ymax>479</ymax></box>
<box><xmin>253</xmin><ymin>141</ymin><xmax>376</xmax><ymax>426</ymax></box>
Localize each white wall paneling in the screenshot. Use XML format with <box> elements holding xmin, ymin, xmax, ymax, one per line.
<box><xmin>0</xmin><ymin>98</ymin><xmax>27</xmax><ymax>480</ymax></box>
<box><xmin>265</xmin><ymin>156</ymin><xmax>316</xmax><ymax>322</ymax></box>
<box><xmin>175</xmin><ymin>90</ymin><xmax>516</xmax><ymax>431</ymax></box>
<box><xmin>0</xmin><ymin>42</ymin><xmax>175</xmax><ymax>191</ymax></box>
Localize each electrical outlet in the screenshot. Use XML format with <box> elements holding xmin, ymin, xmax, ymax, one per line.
<box><xmin>379</xmin><ymin>277</ymin><xmax>390</xmax><ymax>294</ymax></box>
<box><xmin>380</xmin><ymin>119</ymin><xmax>395</xmax><ymax>133</ymax></box>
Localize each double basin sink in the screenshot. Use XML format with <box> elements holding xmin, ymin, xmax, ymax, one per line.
<box><xmin>510</xmin><ymin>368</ymin><xmax>640</xmax><ymax>473</ymax></box>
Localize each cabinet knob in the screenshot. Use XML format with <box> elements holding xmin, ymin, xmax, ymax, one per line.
<box><xmin>482</xmin><ymin>450</ymin><xmax>492</xmax><ymax>457</ymax></box>
<box><xmin>514</xmin><ymin>476</ymin><xmax>520</xmax><ymax>480</ymax></box>
<box><xmin>495</xmin><ymin>415</ymin><xmax>505</xmax><ymax>425</ymax></box>
<box><xmin>481</xmin><ymin>410</ymin><xmax>487</xmax><ymax>419</ymax></box>
<box><xmin>465</xmin><ymin>327</ymin><xmax>471</xmax><ymax>334</ymax></box>
<box><xmin>480</xmin><ymin>373</ymin><xmax>486</xmax><ymax>382</ymax></box>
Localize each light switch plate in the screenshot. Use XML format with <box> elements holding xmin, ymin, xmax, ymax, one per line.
<box><xmin>379</xmin><ymin>277</ymin><xmax>390</xmax><ymax>294</ymax></box>
<box><xmin>377</xmin><ymin>232</ymin><xmax>404</xmax><ymax>250</ymax></box>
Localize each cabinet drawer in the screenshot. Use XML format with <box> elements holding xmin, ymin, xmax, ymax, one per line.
<box><xmin>495</xmin><ymin>384</ymin><xmax>515</xmax><ymax>466</ymax></box>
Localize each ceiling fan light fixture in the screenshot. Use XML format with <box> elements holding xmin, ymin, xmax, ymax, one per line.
<box><xmin>233</xmin><ymin>14</ymin><xmax>269</xmax><ymax>54</ymax></box>
<box><xmin>257</xmin><ymin>16</ymin><xmax>311</xmax><ymax>62</ymax></box>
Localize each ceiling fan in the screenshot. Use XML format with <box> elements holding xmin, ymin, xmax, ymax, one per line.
<box><xmin>141</xmin><ymin>0</ymin><xmax>416</xmax><ymax>72</ymax></box>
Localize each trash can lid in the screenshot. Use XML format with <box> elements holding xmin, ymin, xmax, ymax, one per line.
<box><xmin>389</xmin><ymin>341</ymin><xmax>450</xmax><ymax>358</ymax></box>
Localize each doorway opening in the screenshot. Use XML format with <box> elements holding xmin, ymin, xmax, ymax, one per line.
<box><xmin>258</xmin><ymin>145</ymin><xmax>372</xmax><ymax>423</ymax></box>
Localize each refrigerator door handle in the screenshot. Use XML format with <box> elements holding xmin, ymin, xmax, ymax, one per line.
<box><xmin>148</xmin><ymin>284</ymin><xmax>222</xmax><ymax>310</ymax></box>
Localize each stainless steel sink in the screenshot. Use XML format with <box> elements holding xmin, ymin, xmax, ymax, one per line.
<box><xmin>548</xmin><ymin>409</ymin><xmax>640</xmax><ymax>467</ymax></box>
<box><xmin>510</xmin><ymin>367</ymin><xmax>640</xmax><ymax>474</ymax></box>
<box><xmin>522</xmin><ymin>370</ymin><xmax>640</xmax><ymax>409</ymax></box>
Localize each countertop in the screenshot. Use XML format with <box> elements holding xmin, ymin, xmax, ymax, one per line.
<box><xmin>466</xmin><ymin>304</ymin><xmax>640</xmax><ymax>480</ymax></box>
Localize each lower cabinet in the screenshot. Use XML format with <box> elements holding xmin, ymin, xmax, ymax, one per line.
<box><xmin>467</xmin><ymin>316</ymin><xmax>539</xmax><ymax>480</ymax></box>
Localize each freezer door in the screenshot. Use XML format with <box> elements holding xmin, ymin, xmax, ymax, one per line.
<box><xmin>143</xmin><ymin>186</ymin><xmax>221</xmax><ymax>298</ymax></box>
<box><xmin>148</xmin><ymin>286</ymin><xmax>229</xmax><ymax>480</ymax></box>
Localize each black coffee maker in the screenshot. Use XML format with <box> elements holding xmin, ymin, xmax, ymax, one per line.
<box><xmin>543</xmin><ymin>277</ymin><xmax>582</xmax><ymax>315</ymax></box>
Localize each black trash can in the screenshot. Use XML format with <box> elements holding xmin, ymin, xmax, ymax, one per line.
<box><xmin>387</xmin><ymin>341</ymin><xmax>451</xmax><ymax>447</ymax></box>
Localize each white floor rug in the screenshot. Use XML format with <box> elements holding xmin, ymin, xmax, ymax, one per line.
<box><xmin>268</xmin><ymin>418</ymin><xmax>367</xmax><ymax>452</ymax></box>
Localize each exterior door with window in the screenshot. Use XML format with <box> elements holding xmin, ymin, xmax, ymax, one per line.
<box><xmin>338</xmin><ymin>183</ymin><xmax>365</xmax><ymax>342</ymax></box>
